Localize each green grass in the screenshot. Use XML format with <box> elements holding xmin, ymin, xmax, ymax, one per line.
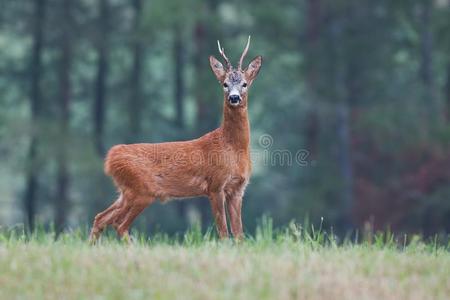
<box><xmin>0</xmin><ymin>221</ymin><xmax>449</xmax><ymax>300</ymax></box>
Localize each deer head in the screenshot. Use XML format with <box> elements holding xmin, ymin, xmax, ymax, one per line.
<box><xmin>209</xmin><ymin>36</ymin><xmax>262</xmax><ymax>107</ymax></box>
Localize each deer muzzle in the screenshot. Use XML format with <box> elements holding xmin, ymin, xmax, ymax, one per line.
<box><xmin>228</xmin><ymin>93</ymin><xmax>241</xmax><ymax>106</ymax></box>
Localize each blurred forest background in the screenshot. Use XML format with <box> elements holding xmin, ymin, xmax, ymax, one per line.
<box><xmin>1</xmin><ymin>0</ymin><xmax>450</xmax><ymax>236</ymax></box>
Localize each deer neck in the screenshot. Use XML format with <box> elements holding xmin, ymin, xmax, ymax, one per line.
<box><xmin>221</xmin><ymin>97</ymin><xmax>250</xmax><ymax>150</ymax></box>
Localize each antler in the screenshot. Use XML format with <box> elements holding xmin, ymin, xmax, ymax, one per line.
<box><xmin>217</xmin><ymin>40</ymin><xmax>231</xmax><ymax>70</ymax></box>
<box><xmin>238</xmin><ymin>36</ymin><xmax>251</xmax><ymax>70</ymax></box>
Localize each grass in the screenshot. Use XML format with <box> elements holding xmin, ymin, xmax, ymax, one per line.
<box><xmin>0</xmin><ymin>220</ymin><xmax>449</xmax><ymax>300</ymax></box>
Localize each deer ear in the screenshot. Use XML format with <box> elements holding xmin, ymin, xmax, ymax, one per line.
<box><xmin>244</xmin><ymin>56</ymin><xmax>262</xmax><ymax>82</ymax></box>
<box><xmin>209</xmin><ymin>56</ymin><xmax>226</xmax><ymax>82</ymax></box>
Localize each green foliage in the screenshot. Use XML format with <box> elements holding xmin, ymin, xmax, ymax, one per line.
<box><xmin>1</xmin><ymin>0</ymin><xmax>450</xmax><ymax>236</ymax></box>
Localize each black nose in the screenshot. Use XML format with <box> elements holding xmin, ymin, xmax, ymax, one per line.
<box><xmin>228</xmin><ymin>95</ymin><xmax>241</xmax><ymax>104</ymax></box>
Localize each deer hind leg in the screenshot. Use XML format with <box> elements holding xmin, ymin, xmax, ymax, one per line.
<box><xmin>89</xmin><ymin>194</ymin><xmax>123</xmax><ymax>243</ymax></box>
<box><xmin>112</xmin><ymin>194</ymin><xmax>154</xmax><ymax>242</ymax></box>
<box><xmin>116</xmin><ymin>202</ymin><xmax>149</xmax><ymax>242</ymax></box>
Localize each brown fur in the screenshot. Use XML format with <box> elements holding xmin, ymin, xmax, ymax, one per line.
<box><xmin>89</xmin><ymin>41</ymin><xmax>262</xmax><ymax>242</ymax></box>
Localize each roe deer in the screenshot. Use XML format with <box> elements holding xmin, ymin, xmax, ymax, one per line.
<box><xmin>89</xmin><ymin>36</ymin><xmax>262</xmax><ymax>242</ymax></box>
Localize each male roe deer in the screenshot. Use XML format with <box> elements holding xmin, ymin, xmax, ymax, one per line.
<box><xmin>89</xmin><ymin>36</ymin><xmax>262</xmax><ymax>242</ymax></box>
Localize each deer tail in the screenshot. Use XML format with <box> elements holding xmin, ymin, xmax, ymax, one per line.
<box><xmin>104</xmin><ymin>144</ymin><xmax>125</xmax><ymax>176</ymax></box>
<box><xmin>104</xmin><ymin>157</ymin><xmax>112</xmax><ymax>176</ymax></box>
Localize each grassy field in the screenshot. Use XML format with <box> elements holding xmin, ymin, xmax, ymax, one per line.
<box><xmin>0</xmin><ymin>222</ymin><xmax>449</xmax><ymax>300</ymax></box>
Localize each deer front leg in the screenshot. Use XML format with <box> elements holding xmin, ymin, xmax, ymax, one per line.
<box><xmin>209</xmin><ymin>191</ymin><xmax>229</xmax><ymax>239</ymax></box>
<box><xmin>227</xmin><ymin>193</ymin><xmax>244</xmax><ymax>241</ymax></box>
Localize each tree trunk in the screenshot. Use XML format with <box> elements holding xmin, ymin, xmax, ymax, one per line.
<box><xmin>195</xmin><ymin>0</ymin><xmax>221</xmax><ymax>135</ymax></box>
<box><xmin>194</xmin><ymin>21</ymin><xmax>208</xmax><ymax>135</ymax></box>
<box><xmin>305</xmin><ymin>0</ymin><xmax>321</xmax><ymax>87</ymax></box>
<box><xmin>419</xmin><ymin>0</ymin><xmax>436</xmax><ymax>121</ymax></box>
<box><xmin>336</xmin><ymin>102</ymin><xmax>353</xmax><ymax>228</ymax></box>
<box><xmin>304</xmin><ymin>0</ymin><xmax>322</xmax><ymax>159</ymax></box>
<box><xmin>93</xmin><ymin>0</ymin><xmax>109</xmax><ymax>155</ymax></box>
<box><xmin>329</xmin><ymin>9</ymin><xmax>354</xmax><ymax>230</ymax></box>
<box><xmin>174</xmin><ymin>25</ymin><xmax>184</xmax><ymax>130</ymax></box>
<box><xmin>55</xmin><ymin>0</ymin><xmax>73</xmax><ymax>234</ymax></box>
<box><xmin>128</xmin><ymin>0</ymin><xmax>143</xmax><ymax>142</ymax></box>
<box><xmin>446</xmin><ymin>63</ymin><xmax>450</xmax><ymax>123</ymax></box>
<box><xmin>24</xmin><ymin>0</ymin><xmax>46</xmax><ymax>231</ymax></box>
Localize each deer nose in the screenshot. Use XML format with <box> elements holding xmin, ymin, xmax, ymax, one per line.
<box><xmin>228</xmin><ymin>94</ymin><xmax>241</xmax><ymax>105</ymax></box>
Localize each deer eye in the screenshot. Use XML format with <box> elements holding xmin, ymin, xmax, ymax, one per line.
<box><xmin>242</xmin><ymin>83</ymin><xmax>247</xmax><ymax>88</ymax></box>
<box><xmin>223</xmin><ymin>83</ymin><xmax>228</xmax><ymax>88</ymax></box>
